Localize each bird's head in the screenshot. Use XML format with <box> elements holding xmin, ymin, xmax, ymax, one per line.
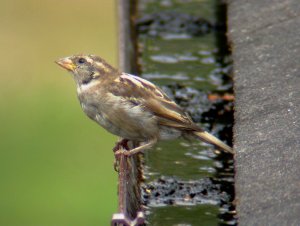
<box><xmin>55</xmin><ymin>54</ymin><xmax>118</xmax><ymax>85</ymax></box>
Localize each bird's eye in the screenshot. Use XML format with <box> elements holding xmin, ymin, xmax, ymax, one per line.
<box><xmin>78</xmin><ymin>58</ymin><xmax>86</xmax><ymax>64</ymax></box>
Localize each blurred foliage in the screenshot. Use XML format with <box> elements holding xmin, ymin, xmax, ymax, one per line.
<box><xmin>0</xmin><ymin>0</ymin><xmax>118</xmax><ymax>225</ymax></box>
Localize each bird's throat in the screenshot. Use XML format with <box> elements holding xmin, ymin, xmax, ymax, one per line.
<box><xmin>77</xmin><ymin>79</ymin><xmax>101</xmax><ymax>93</ymax></box>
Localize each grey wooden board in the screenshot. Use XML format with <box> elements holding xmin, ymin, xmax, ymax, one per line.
<box><xmin>228</xmin><ymin>0</ymin><xmax>300</xmax><ymax>225</ymax></box>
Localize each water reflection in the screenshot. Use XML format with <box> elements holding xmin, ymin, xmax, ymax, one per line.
<box><xmin>137</xmin><ymin>0</ymin><xmax>236</xmax><ymax>225</ymax></box>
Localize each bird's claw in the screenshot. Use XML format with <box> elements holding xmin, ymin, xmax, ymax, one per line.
<box><xmin>114</xmin><ymin>148</ymin><xmax>130</xmax><ymax>157</ymax></box>
<box><xmin>113</xmin><ymin>139</ymin><xmax>130</xmax><ymax>171</ymax></box>
<box><xmin>114</xmin><ymin>148</ymin><xmax>130</xmax><ymax>171</ymax></box>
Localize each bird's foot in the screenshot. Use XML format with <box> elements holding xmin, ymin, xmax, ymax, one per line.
<box><xmin>113</xmin><ymin>139</ymin><xmax>131</xmax><ymax>171</ymax></box>
<box><xmin>115</xmin><ymin>139</ymin><xmax>157</xmax><ymax>157</ymax></box>
<box><xmin>114</xmin><ymin>148</ymin><xmax>131</xmax><ymax>157</ymax></box>
<box><xmin>113</xmin><ymin>148</ymin><xmax>129</xmax><ymax>172</ymax></box>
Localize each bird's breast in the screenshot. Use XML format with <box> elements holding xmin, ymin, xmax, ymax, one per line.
<box><xmin>77</xmin><ymin>90</ymin><xmax>160</xmax><ymax>141</ymax></box>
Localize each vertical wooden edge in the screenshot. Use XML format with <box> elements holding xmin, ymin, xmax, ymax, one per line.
<box><xmin>114</xmin><ymin>0</ymin><xmax>143</xmax><ymax>224</ymax></box>
<box><xmin>117</xmin><ymin>0</ymin><xmax>138</xmax><ymax>73</ymax></box>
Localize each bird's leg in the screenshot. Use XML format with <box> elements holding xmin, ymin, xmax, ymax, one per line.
<box><xmin>114</xmin><ymin>138</ymin><xmax>157</xmax><ymax>157</ymax></box>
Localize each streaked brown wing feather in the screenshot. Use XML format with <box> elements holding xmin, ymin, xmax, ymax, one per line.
<box><xmin>108</xmin><ymin>73</ymin><xmax>200</xmax><ymax>131</ymax></box>
<box><xmin>146</xmin><ymin>98</ymin><xmax>199</xmax><ymax>130</ymax></box>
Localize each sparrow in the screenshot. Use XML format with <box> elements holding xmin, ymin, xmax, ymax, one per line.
<box><xmin>55</xmin><ymin>54</ymin><xmax>234</xmax><ymax>156</ymax></box>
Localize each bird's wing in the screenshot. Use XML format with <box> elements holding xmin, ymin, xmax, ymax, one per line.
<box><xmin>108</xmin><ymin>73</ymin><xmax>200</xmax><ymax>131</ymax></box>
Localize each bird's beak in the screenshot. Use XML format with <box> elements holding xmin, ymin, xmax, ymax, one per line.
<box><xmin>55</xmin><ymin>57</ymin><xmax>76</xmax><ymax>72</ymax></box>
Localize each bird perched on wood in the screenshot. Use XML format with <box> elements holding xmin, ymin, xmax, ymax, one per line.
<box><xmin>56</xmin><ymin>54</ymin><xmax>234</xmax><ymax>156</ymax></box>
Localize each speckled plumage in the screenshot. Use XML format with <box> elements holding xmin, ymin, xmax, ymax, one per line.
<box><xmin>56</xmin><ymin>54</ymin><xmax>234</xmax><ymax>155</ymax></box>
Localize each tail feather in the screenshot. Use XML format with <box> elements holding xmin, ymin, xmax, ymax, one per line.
<box><xmin>193</xmin><ymin>131</ymin><xmax>234</xmax><ymax>154</ymax></box>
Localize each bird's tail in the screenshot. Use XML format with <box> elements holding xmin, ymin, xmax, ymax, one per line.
<box><xmin>193</xmin><ymin>131</ymin><xmax>234</xmax><ymax>154</ymax></box>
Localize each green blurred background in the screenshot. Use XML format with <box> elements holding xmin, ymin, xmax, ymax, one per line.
<box><xmin>0</xmin><ymin>0</ymin><xmax>118</xmax><ymax>225</ymax></box>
